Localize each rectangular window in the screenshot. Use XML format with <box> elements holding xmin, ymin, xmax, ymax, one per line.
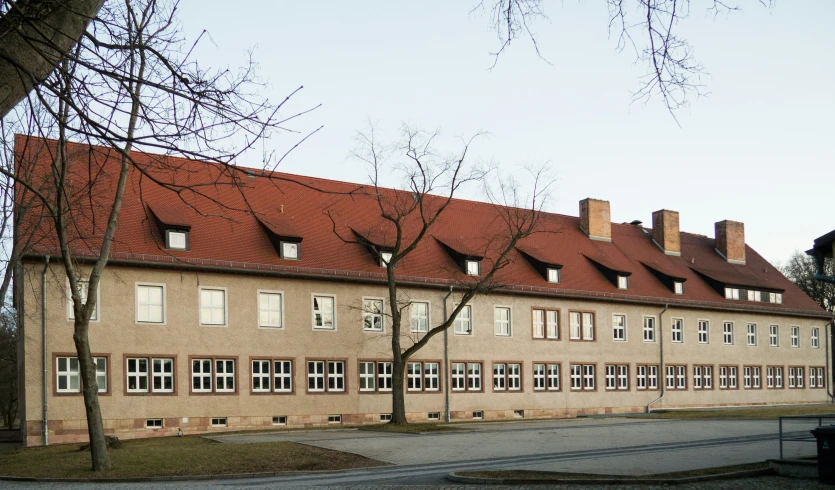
<box><xmin>723</xmin><ymin>322</ymin><xmax>734</xmax><ymax>345</ymax></box>
<box><xmin>67</xmin><ymin>279</ymin><xmax>99</xmax><ymax>321</ymax></box>
<box><xmin>215</xmin><ymin>359</ymin><xmax>236</xmax><ymax>392</ymax></box>
<box><xmin>472</xmin><ymin>411</ymin><xmax>483</xmax><ymax>420</ymax></box>
<box><xmin>767</xmin><ymin>367</ymin><xmax>775</xmax><ymax>388</ymax></box>
<box><xmin>273</xmin><ymin>416</ymin><xmax>288</xmax><ymax>425</ymax></box>
<box><xmin>569</xmin><ymin>311</ymin><xmax>595</xmax><ymax>340</ymax></box>
<box><xmin>533</xmin><ymin>363</ymin><xmax>545</xmax><ymax>390</ymax></box>
<box><xmin>199</xmin><ymin>288</ymin><xmax>226</xmax><ymax>326</ymax></box>
<box><xmin>136</xmin><ymin>284</ymin><xmax>165</xmax><ymax>323</ymax></box>
<box><xmin>636</xmin><ymin>365</ymin><xmax>659</xmax><ymax>390</ymax></box>
<box><xmin>671</xmin><ymin>319</ymin><xmax>683</xmax><ymax>343</ymax></box>
<box><xmin>454</xmin><ymin>305</ymin><xmax>472</xmax><ymax>335</ymax></box>
<box><xmin>494</xmin><ymin>307</ymin><xmax>511</xmax><ymax>336</ymax></box>
<box><xmin>466</xmin><ymin>260</ymin><xmax>480</xmax><ymax>276</ymax></box>
<box><xmin>467</xmin><ymin>362</ymin><xmax>482</xmax><ymax>391</ymax></box>
<box><xmin>425</xmin><ymin>362</ymin><xmax>440</xmax><ymax>391</ymax></box>
<box><xmin>547</xmin><ymin>363</ymin><xmax>560</xmax><ymax>391</ymax></box>
<box><xmin>380</xmin><ymin>251</ymin><xmax>392</xmax><ymax>267</ymax></box>
<box><xmin>359</xmin><ymin>361</ymin><xmax>376</xmax><ymax>392</ymax></box>
<box><xmin>167</xmin><ymin>230</ymin><xmax>188</xmax><ymax>250</ymax></box>
<box><xmin>532</xmin><ymin>308</ymin><xmax>559</xmax><ymax>339</ymax></box>
<box><xmin>612</xmin><ymin>314</ymin><xmax>626</xmax><ymax>341</ymax></box>
<box><xmin>492</xmin><ymin>363</ymin><xmax>521</xmax><ymax>391</ymax></box>
<box><xmin>790</xmin><ymin>366</ymin><xmax>804</xmax><ymax>388</ymax></box>
<box><xmin>547</xmin><ymin>268</ymin><xmax>560</xmax><ymax>283</ymax></box>
<box><xmin>408</xmin><ymin>362</ymin><xmax>423</xmax><ymax>391</ymax></box>
<box><xmin>698</xmin><ymin>320</ymin><xmax>709</xmax><ymax>344</ymax></box>
<box><xmin>210</xmin><ymin>417</ymin><xmax>227</xmax><ymax>427</ymax></box>
<box><xmin>665</xmin><ymin>365</ymin><xmax>686</xmax><ymax>390</ymax></box>
<box><xmin>776</xmin><ymin>366</ymin><xmax>784</xmax><ymax>388</ymax></box>
<box><xmin>770</xmin><ymin>325</ymin><xmax>779</xmax><ymax>347</ymax></box>
<box><xmin>273</xmin><ymin>360</ymin><xmax>293</xmax><ymax>393</ymax></box>
<box><xmin>810</xmin><ymin>367</ymin><xmax>825</xmax><ymax>389</ymax></box>
<box><xmin>674</xmin><ymin>281</ymin><xmax>684</xmax><ymax>294</ymax></box>
<box><xmin>617</xmin><ymin>275</ymin><xmax>629</xmax><ymax>289</ymax></box>
<box><xmin>643</xmin><ymin>316</ymin><xmax>656</xmax><ymax>342</ymax></box>
<box><xmin>56</xmin><ymin>356</ymin><xmax>107</xmax><ymax>393</ymax></box>
<box><xmin>313</xmin><ymin>295</ymin><xmax>336</xmax><ymax>330</ymax></box>
<box><xmin>451</xmin><ymin>362</ymin><xmax>466</xmax><ymax>391</ymax></box>
<box><xmin>606</xmin><ymin>365</ymin><xmax>629</xmax><ymax>390</ymax></box>
<box><xmin>192</xmin><ymin>359</ymin><xmax>212</xmax><ymax>392</ymax></box>
<box><xmin>328</xmin><ymin>415</ymin><xmax>342</xmax><ymax>424</ymax></box>
<box><xmin>377</xmin><ymin>362</ymin><xmax>392</xmax><ymax>391</ymax></box>
<box><xmin>281</xmin><ymin>241</ymin><xmax>299</xmax><ymax>260</ymax></box>
<box><xmin>725</xmin><ymin>287</ymin><xmax>739</xmax><ymax>300</ymax></box>
<box><xmin>405</xmin><ymin>361</ymin><xmax>440</xmax><ymax>392</ymax></box>
<box><xmin>747</xmin><ymin>324</ymin><xmax>757</xmax><ymax>346</ymax></box>
<box><xmin>720</xmin><ymin>366</ymin><xmax>738</xmax><ymax>389</ymax></box>
<box><xmin>791</xmin><ymin>326</ymin><xmax>799</xmax><ymax>348</ymax></box>
<box><xmin>752</xmin><ymin>366</ymin><xmax>761</xmax><ymax>388</ymax></box>
<box><xmin>493</xmin><ymin>363</ymin><xmax>506</xmax><ymax>391</ymax></box>
<box><xmin>127</xmin><ymin>357</ymin><xmax>149</xmax><ymax>393</ymax></box>
<box><xmin>152</xmin><ymin>358</ymin><xmax>174</xmax><ymax>393</ymax></box>
<box><xmin>362</xmin><ymin>298</ymin><xmax>384</xmax><ymax>332</ymax></box>
<box><xmin>751</xmin><ymin>290</ymin><xmax>762</xmax><ymax>302</ymax></box>
<box><xmin>188</xmin><ymin>358</ymin><xmax>236</xmax><ymax>394</ymax></box>
<box><xmin>743</xmin><ymin>366</ymin><xmax>752</xmax><ymax>388</ymax></box>
<box><xmin>252</xmin><ymin>360</ymin><xmax>271</xmax><ymax>392</ymax></box>
<box><xmin>258</xmin><ymin>291</ymin><xmax>283</xmax><ymax>328</ymax></box>
<box><xmin>571</xmin><ymin>364</ymin><xmax>595</xmax><ymax>391</ymax></box>
<box><xmin>307</xmin><ymin>360</ymin><xmax>345</xmax><ymax>393</ymax></box>
<box><xmin>811</xmin><ymin>328</ymin><xmax>820</xmax><ymax>349</ymax></box>
<box><xmin>146</xmin><ymin>419</ymin><xmax>163</xmax><ymax>429</ymax></box>
<box><xmin>410</xmin><ymin>301</ymin><xmax>429</xmax><ymax>333</ymax></box>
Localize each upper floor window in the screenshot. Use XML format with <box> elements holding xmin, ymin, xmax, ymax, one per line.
<box><xmin>671</xmin><ymin>318</ymin><xmax>683</xmax><ymax>343</ymax></box>
<box><xmin>750</xmin><ymin>291</ymin><xmax>762</xmax><ymax>302</ymax></box>
<box><xmin>569</xmin><ymin>311</ymin><xmax>595</xmax><ymax>340</ymax></box>
<box><xmin>136</xmin><ymin>284</ymin><xmax>165</xmax><ymax>324</ymax></box>
<box><xmin>769</xmin><ymin>292</ymin><xmax>783</xmax><ymax>304</ymax></box>
<box><xmin>723</xmin><ymin>322</ymin><xmax>734</xmax><ymax>345</ymax></box>
<box><xmin>454</xmin><ymin>304</ymin><xmax>472</xmax><ymax>335</ymax></box>
<box><xmin>812</xmin><ymin>327</ymin><xmax>820</xmax><ymax>349</ymax></box>
<box><xmin>791</xmin><ymin>326</ymin><xmax>800</xmax><ymax>348</ymax></box>
<box><xmin>465</xmin><ymin>260</ymin><xmax>480</xmax><ymax>276</ymax></box>
<box><xmin>612</xmin><ymin>314</ymin><xmax>626</xmax><ymax>341</ymax></box>
<box><xmin>166</xmin><ymin>229</ymin><xmax>189</xmax><ymax>250</ymax></box>
<box><xmin>725</xmin><ymin>288</ymin><xmax>740</xmax><ymax>300</ymax></box>
<box><xmin>533</xmin><ymin>308</ymin><xmax>559</xmax><ymax>339</ymax></box>
<box><xmin>494</xmin><ymin>306</ymin><xmax>511</xmax><ymax>336</ymax></box>
<box><xmin>698</xmin><ymin>320</ymin><xmax>709</xmax><ymax>344</ymax></box>
<box><xmin>258</xmin><ymin>291</ymin><xmax>283</xmax><ymax>328</ymax></box>
<box><xmin>280</xmin><ymin>241</ymin><xmax>300</xmax><ymax>260</ymax></box>
<box><xmin>769</xmin><ymin>325</ymin><xmax>779</xmax><ymax>346</ymax></box>
<box><xmin>410</xmin><ymin>301</ymin><xmax>429</xmax><ymax>333</ymax></box>
<box><xmin>547</xmin><ymin>268</ymin><xmax>560</xmax><ymax>283</ymax></box>
<box><xmin>380</xmin><ymin>251</ymin><xmax>393</xmax><ymax>268</ymax></box>
<box><xmin>643</xmin><ymin>316</ymin><xmax>656</xmax><ymax>342</ymax></box>
<box><xmin>747</xmin><ymin>323</ymin><xmax>757</xmax><ymax>346</ymax></box>
<box><xmin>617</xmin><ymin>275</ymin><xmax>629</xmax><ymax>290</ymax></box>
<box><xmin>199</xmin><ymin>287</ymin><xmax>227</xmax><ymax>326</ymax></box>
<box><xmin>67</xmin><ymin>279</ymin><xmax>99</xmax><ymax>321</ymax></box>
<box><xmin>313</xmin><ymin>295</ymin><xmax>336</xmax><ymax>330</ymax></box>
<box><xmin>362</xmin><ymin>298</ymin><xmax>384</xmax><ymax>332</ymax></box>
<box><xmin>674</xmin><ymin>281</ymin><xmax>684</xmax><ymax>295</ymax></box>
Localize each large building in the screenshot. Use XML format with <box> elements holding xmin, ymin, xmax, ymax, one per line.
<box><xmin>15</xmin><ymin>138</ymin><xmax>832</xmax><ymax>447</ymax></box>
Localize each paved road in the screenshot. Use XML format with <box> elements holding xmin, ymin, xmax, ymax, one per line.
<box><xmin>0</xmin><ymin>417</ymin><xmax>825</xmax><ymax>489</ymax></box>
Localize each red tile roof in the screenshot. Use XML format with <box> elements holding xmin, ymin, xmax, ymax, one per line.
<box><xmin>16</xmin><ymin>136</ymin><xmax>828</xmax><ymax>318</ymax></box>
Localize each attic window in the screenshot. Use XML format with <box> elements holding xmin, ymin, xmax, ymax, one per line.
<box><xmin>750</xmin><ymin>290</ymin><xmax>761</xmax><ymax>302</ymax></box>
<box><xmin>725</xmin><ymin>287</ymin><xmax>740</xmax><ymax>300</ymax></box>
<box><xmin>380</xmin><ymin>251</ymin><xmax>392</xmax><ymax>268</ymax></box>
<box><xmin>280</xmin><ymin>241</ymin><xmax>300</xmax><ymax>260</ymax></box>
<box><xmin>166</xmin><ymin>230</ymin><xmax>188</xmax><ymax>251</ymax></box>
<box><xmin>769</xmin><ymin>292</ymin><xmax>782</xmax><ymax>304</ymax></box>
<box><xmin>465</xmin><ymin>260</ymin><xmax>480</xmax><ymax>276</ymax></box>
<box><xmin>617</xmin><ymin>275</ymin><xmax>629</xmax><ymax>290</ymax></box>
<box><xmin>547</xmin><ymin>268</ymin><xmax>560</xmax><ymax>284</ymax></box>
<box><xmin>674</xmin><ymin>281</ymin><xmax>684</xmax><ymax>295</ymax></box>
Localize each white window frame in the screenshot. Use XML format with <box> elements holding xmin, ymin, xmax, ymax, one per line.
<box><xmin>151</xmin><ymin>358</ymin><xmax>174</xmax><ymax>393</ymax></box>
<box><xmin>454</xmin><ymin>304</ymin><xmax>472</xmax><ymax>335</ymax></box>
<box><xmin>66</xmin><ymin>278</ymin><xmax>101</xmax><ymax>322</ymax></box>
<box><xmin>273</xmin><ymin>360</ymin><xmax>293</xmax><ymax>393</ymax></box>
<box><xmin>698</xmin><ymin>320</ymin><xmax>709</xmax><ymax>344</ymax></box>
<box><xmin>424</xmin><ymin>362</ymin><xmax>440</xmax><ymax>391</ymax></box>
<box><xmin>643</xmin><ymin>316</ymin><xmax>656</xmax><ymax>343</ymax></box>
<box><xmin>751</xmin><ymin>290</ymin><xmax>762</xmax><ymax>302</ymax></box>
<box><xmin>451</xmin><ymin>362</ymin><xmax>466</xmax><ymax>391</ymax></box>
<box><xmin>812</xmin><ymin>327</ymin><xmax>820</xmax><ymax>349</ymax></box>
<box><xmin>362</xmin><ymin>297</ymin><xmax>385</xmax><ymax>332</ymax></box>
<box><xmin>257</xmin><ymin>290</ymin><xmax>284</xmax><ymax>329</ymax></box>
<box><xmin>280</xmin><ymin>241</ymin><xmax>300</xmax><ymax>260</ymax></box>
<box><xmin>725</xmin><ymin>287</ymin><xmax>740</xmax><ymax>300</ymax></box>
<box><xmin>409</xmin><ymin>300</ymin><xmax>430</xmax><ymax>333</ymax></box>
<box><xmin>494</xmin><ymin>306</ymin><xmax>512</xmax><ymax>337</ymax></box>
<box><xmin>377</xmin><ymin>362</ymin><xmax>392</xmax><ymax>391</ymax></box>
<box><xmin>215</xmin><ymin>359</ymin><xmax>236</xmax><ymax>393</ymax></box>
<box><xmin>465</xmin><ymin>260</ymin><xmax>480</xmax><ymax>276</ymax></box>
<box><xmin>612</xmin><ymin>314</ymin><xmax>626</xmax><ymax>341</ymax></box>
<box><xmin>408</xmin><ymin>362</ymin><xmax>424</xmax><ymax>391</ymax></box>
<box><xmin>359</xmin><ymin>361</ymin><xmax>376</xmax><ymax>392</ymax></box>
<box><xmin>617</xmin><ymin>275</ymin><xmax>629</xmax><ymax>289</ymax></box>
<box><xmin>379</xmin><ymin>251</ymin><xmax>392</xmax><ymax>268</ymax></box>
<box><xmin>312</xmin><ymin>294</ymin><xmax>337</xmax><ymax>330</ymax></box>
<box><xmin>191</xmin><ymin>358</ymin><xmax>213</xmax><ymax>393</ymax></box>
<box><xmin>467</xmin><ymin>362</ymin><xmax>482</xmax><ymax>391</ymax></box>
<box><xmin>547</xmin><ymin>268</ymin><xmax>560</xmax><ymax>283</ymax></box>
<box><xmin>252</xmin><ymin>360</ymin><xmax>271</xmax><ymax>392</ymax></box>
<box><xmin>769</xmin><ymin>325</ymin><xmax>779</xmax><ymax>347</ymax></box>
<box><xmin>533</xmin><ymin>363</ymin><xmax>546</xmax><ymax>390</ymax></box>
<box><xmin>327</xmin><ymin>360</ymin><xmax>346</xmax><ymax>392</ymax></box>
<box><xmin>723</xmin><ymin>322</ymin><xmax>734</xmax><ymax>345</ymax></box>
<box><xmin>671</xmin><ymin>318</ymin><xmax>683</xmax><ymax>343</ymax></box>
<box><xmin>135</xmin><ymin>282</ymin><xmax>166</xmax><ymax>324</ymax></box>
<box><xmin>790</xmin><ymin>326</ymin><xmax>800</xmax><ymax>348</ymax></box>
<box><xmin>126</xmin><ymin>357</ymin><xmax>150</xmax><ymax>393</ymax></box>
<box><xmin>747</xmin><ymin>323</ymin><xmax>757</xmax><ymax>346</ymax></box>
<box><xmin>199</xmin><ymin>287</ymin><xmax>227</xmax><ymax>327</ymax></box>
<box><xmin>674</xmin><ymin>281</ymin><xmax>684</xmax><ymax>295</ymax></box>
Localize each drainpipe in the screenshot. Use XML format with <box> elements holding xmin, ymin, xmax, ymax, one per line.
<box><xmin>442</xmin><ymin>286</ymin><xmax>453</xmax><ymax>423</ymax></box>
<box><xmin>647</xmin><ymin>304</ymin><xmax>669</xmax><ymax>413</ymax></box>
<box><xmin>41</xmin><ymin>256</ymin><xmax>50</xmax><ymax>446</ymax></box>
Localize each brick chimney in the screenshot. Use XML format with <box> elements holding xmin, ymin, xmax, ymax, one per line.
<box><xmin>715</xmin><ymin>220</ymin><xmax>746</xmax><ymax>264</ymax></box>
<box><xmin>651</xmin><ymin>210</ymin><xmax>680</xmax><ymax>255</ymax></box>
<box><xmin>579</xmin><ymin>198</ymin><xmax>611</xmax><ymax>241</ymax></box>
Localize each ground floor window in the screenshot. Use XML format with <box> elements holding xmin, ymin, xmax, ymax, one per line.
<box><xmin>56</xmin><ymin>355</ymin><xmax>107</xmax><ymax>393</ymax></box>
<box><xmin>307</xmin><ymin>360</ymin><xmax>345</xmax><ymax>393</ymax></box>
<box><xmin>636</xmin><ymin>365</ymin><xmax>658</xmax><ymax>390</ymax></box>
<box><xmin>605</xmin><ymin>364</ymin><xmax>628</xmax><ymax>390</ymax></box>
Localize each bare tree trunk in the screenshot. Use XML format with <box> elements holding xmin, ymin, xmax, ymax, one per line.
<box><xmin>0</xmin><ymin>0</ymin><xmax>105</xmax><ymax>119</ymax></box>
<box><xmin>72</xmin><ymin>319</ymin><xmax>109</xmax><ymax>469</ymax></box>
<box><xmin>391</xmin><ymin>350</ymin><xmax>407</xmax><ymax>425</ymax></box>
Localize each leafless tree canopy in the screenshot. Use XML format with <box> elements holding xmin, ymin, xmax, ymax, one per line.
<box><xmin>780</xmin><ymin>251</ymin><xmax>835</xmax><ymax>313</ymax></box>
<box><xmin>476</xmin><ymin>0</ymin><xmax>771</xmax><ymax>119</ymax></box>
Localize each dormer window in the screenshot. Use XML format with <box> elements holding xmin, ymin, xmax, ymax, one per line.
<box><xmin>725</xmin><ymin>287</ymin><xmax>740</xmax><ymax>300</ymax></box>
<box><xmin>750</xmin><ymin>290</ymin><xmax>761</xmax><ymax>302</ymax></box>
<box><xmin>617</xmin><ymin>275</ymin><xmax>629</xmax><ymax>290</ymax></box>
<box><xmin>674</xmin><ymin>281</ymin><xmax>684</xmax><ymax>295</ymax></box>
<box><xmin>466</xmin><ymin>260</ymin><xmax>480</xmax><ymax>276</ymax></box>
<box><xmin>380</xmin><ymin>251</ymin><xmax>393</xmax><ymax>268</ymax></box>
<box><xmin>280</xmin><ymin>241</ymin><xmax>300</xmax><ymax>260</ymax></box>
<box><xmin>547</xmin><ymin>268</ymin><xmax>560</xmax><ymax>284</ymax></box>
<box><xmin>769</xmin><ymin>292</ymin><xmax>783</xmax><ymax>304</ymax></box>
<box><xmin>165</xmin><ymin>230</ymin><xmax>188</xmax><ymax>251</ymax></box>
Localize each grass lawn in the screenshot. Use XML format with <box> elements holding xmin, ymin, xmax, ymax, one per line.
<box><xmin>632</xmin><ymin>405</ymin><xmax>835</xmax><ymax>421</ymax></box>
<box><xmin>0</xmin><ymin>436</ymin><xmax>385</xmax><ymax>479</ymax></box>
<box><xmin>360</xmin><ymin>422</ymin><xmax>467</xmax><ymax>434</ymax></box>
<box><xmin>458</xmin><ymin>462</ymin><xmax>770</xmax><ymax>481</ymax></box>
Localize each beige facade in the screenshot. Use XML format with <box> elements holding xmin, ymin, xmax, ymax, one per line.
<box><xmin>19</xmin><ymin>261</ymin><xmax>831</xmax><ymax>447</ymax></box>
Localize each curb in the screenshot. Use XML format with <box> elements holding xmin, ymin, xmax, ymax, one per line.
<box><xmin>446</xmin><ymin>468</ymin><xmax>775</xmax><ymax>485</ymax></box>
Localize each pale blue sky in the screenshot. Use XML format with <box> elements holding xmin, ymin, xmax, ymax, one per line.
<box><xmin>178</xmin><ymin>1</ymin><xmax>834</xmax><ymax>265</ymax></box>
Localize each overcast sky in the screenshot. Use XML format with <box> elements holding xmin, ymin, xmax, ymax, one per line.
<box><xmin>179</xmin><ymin>1</ymin><xmax>834</xmax><ymax>265</ymax></box>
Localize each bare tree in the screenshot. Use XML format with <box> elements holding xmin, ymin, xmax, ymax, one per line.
<box><xmin>7</xmin><ymin>0</ymin><xmax>314</xmax><ymax>471</ymax></box>
<box><xmin>329</xmin><ymin>125</ymin><xmax>552</xmax><ymax>425</ymax></box>
<box><xmin>0</xmin><ymin>306</ymin><xmax>16</xmax><ymax>428</ymax></box>
<box><xmin>780</xmin><ymin>251</ymin><xmax>835</xmax><ymax>313</ymax></box>
<box><xmin>475</xmin><ymin>0</ymin><xmax>771</xmax><ymax>120</ymax></box>
<box><xmin>0</xmin><ymin>0</ymin><xmax>106</xmax><ymax>119</ymax></box>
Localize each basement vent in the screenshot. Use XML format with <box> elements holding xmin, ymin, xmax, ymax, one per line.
<box><xmin>328</xmin><ymin>414</ymin><xmax>342</xmax><ymax>424</ymax></box>
<box><xmin>472</xmin><ymin>411</ymin><xmax>484</xmax><ymax>420</ymax></box>
<box><xmin>146</xmin><ymin>419</ymin><xmax>163</xmax><ymax>429</ymax></box>
<box><xmin>272</xmin><ymin>416</ymin><xmax>287</xmax><ymax>426</ymax></box>
<box><xmin>514</xmin><ymin>410</ymin><xmax>525</xmax><ymax>419</ymax></box>
<box><xmin>211</xmin><ymin>417</ymin><xmax>227</xmax><ymax>427</ymax></box>
<box><xmin>380</xmin><ymin>413</ymin><xmax>392</xmax><ymax>422</ymax></box>
<box><xmin>427</xmin><ymin>412</ymin><xmax>441</xmax><ymax>421</ymax></box>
